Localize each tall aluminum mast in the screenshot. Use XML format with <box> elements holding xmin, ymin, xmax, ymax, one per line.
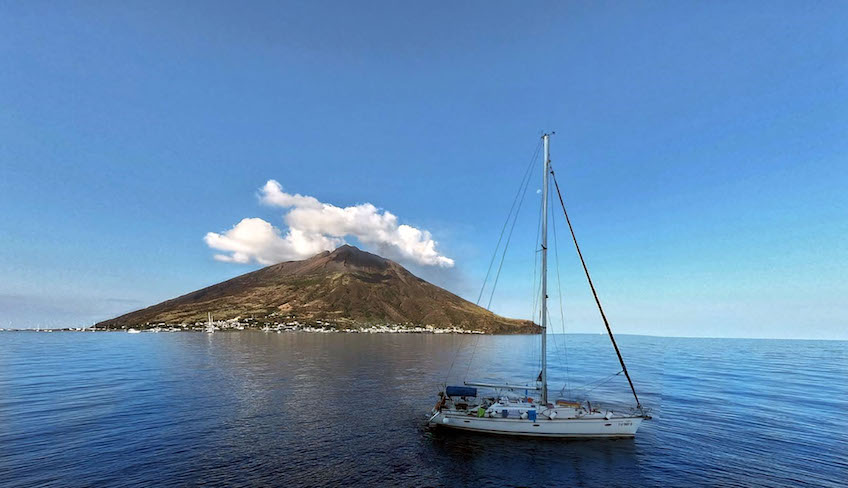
<box><xmin>541</xmin><ymin>133</ymin><xmax>550</xmax><ymax>405</ymax></box>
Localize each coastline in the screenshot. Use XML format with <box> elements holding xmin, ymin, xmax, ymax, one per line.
<box><xmin>1</xmin><ymin>321</ymin><xmax>489</xmax><ymax>334</ymax></box>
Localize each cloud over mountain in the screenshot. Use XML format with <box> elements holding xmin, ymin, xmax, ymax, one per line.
<box><xmin>204</xmin><ymin>180</ymin><xmax>454</xmax><ymax>268</ymax></box>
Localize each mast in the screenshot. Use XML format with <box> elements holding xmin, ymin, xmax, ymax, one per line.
<box><xmin>540</xmin><ymin>133</ymin><xmax>550</xmax><ymax>405</ymax></box>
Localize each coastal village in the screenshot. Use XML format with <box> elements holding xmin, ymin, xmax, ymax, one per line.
<box><xmin>3</xmin><ymin>318</ymin><xmax>486</xmax><ymax>335</ymax></box>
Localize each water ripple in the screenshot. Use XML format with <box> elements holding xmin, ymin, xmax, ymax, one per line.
<box><xmin>0</xmin><ymin>332</ymin><xmax>845</xmax><ymax>487</ymax></box>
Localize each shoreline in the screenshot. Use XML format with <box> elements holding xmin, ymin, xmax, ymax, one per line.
<box><xmin>0</xmin><ymin>322</ymin><xmax>489</xmax><ymax>334</ymax></box>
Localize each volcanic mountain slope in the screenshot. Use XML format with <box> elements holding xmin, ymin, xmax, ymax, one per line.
<box><xmin>96</xmin><ymin>245</ymin><xmax>539</xmax><ymax>333</ymax></box>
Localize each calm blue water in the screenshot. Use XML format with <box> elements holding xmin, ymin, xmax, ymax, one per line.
<box><xmin>0</xmin><ymin>332</ymin><xmax>845</xmax><ymax>487</ymax></box>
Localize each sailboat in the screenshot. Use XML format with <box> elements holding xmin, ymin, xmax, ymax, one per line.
<box><xmin>205</xmin><ymin>313</ymin><xmax>216</xmax><ymax>333</ymax></box>
<box><xmin>429</xmin><ymin>133</ymin><xmax>651</xmax><ymax>438</ymax></box>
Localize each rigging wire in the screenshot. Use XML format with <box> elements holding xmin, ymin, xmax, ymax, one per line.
<box><xmin>550</xmin><ymin>167</ymin><xmax>643</xmax><ymax>410</ymax></box>
<box><xmin>549</xmin><ymin>185</ymin><xmax>571</xmax><ymax>397</ymax></box>
<box><xmin>466</xmin><ymin>154</ymin><xmax>537</xmax><ymax>381</ymax></box>
<box><xmin>485</xmin><ymin>159</ymin><xmax>537</xmax><ymax>310</ymax></box>
<box><xmin>442</xmin><ymin>140</ymin><xmax>541</xmax><ymax>385</ymax></box>
<box><xmin>476</xmin><ymin>141</ymin><xmax>541</xmax><ymax>306</ymax></box>
<box><xmin>546</xmin><ymin>189</ymin><xmax>563</xmax><ymax>360</ymax></box>
<box><xmin>529</xmin><ymin>247</ymin><xmax>542</xmax><ymax>380</ymax></box>
<box><xmin>529</xmin><ymin>180</ymin><xmax>544</xmax><ymax>374</ymax></box>
<box><xmin>530</xmin><ymin>186</ymin><xmax>543</xmax><ymax>318</ymax></box>
<box><xmin>566</xmin><ymin>371</ymin><xmax>624</xmax><ymax>399</ymax></box>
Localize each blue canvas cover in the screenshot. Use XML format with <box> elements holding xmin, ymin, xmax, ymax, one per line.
<box><xmin>445</xmin><ymin>386</ymin><xmax>477</xmax><ymax>397</ymax></box>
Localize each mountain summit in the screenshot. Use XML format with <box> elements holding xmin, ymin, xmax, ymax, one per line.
<box><xmin>96</xmin><ymin>245</ymin><xmax>538</xmax><ymax>333</ymax></box>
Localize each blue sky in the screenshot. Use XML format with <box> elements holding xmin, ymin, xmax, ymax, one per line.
<box><xmin>1</xmin><ymin>1</ymin><xmax>845</xmax><ymax>339</ymax></box>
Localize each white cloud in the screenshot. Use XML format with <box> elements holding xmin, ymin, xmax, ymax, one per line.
<box><xmin>205</xmin><ymin>180</ymin><xmax>454</xmax><ymax>268</ymax></box>
<box><xmin>204</xmin><ymin>218</ymin><xmax>343</xmax><ymax>266</ymax></box>
<box><xmin>258</xmin><ymin>180</ymin><xmax>322</xmax><ymax>209</ymax></box>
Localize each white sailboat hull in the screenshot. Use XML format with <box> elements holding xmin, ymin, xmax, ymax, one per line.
<box><xmin>430</xmin><ymin>411</ymin><xmax>643</xmax><ymax>438</ymax></box>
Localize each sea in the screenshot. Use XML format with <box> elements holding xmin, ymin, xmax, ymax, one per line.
<box><xmin>0</xmin><ymin>332</ymin><xmax>845</xmax><ymax>487</ymax></box>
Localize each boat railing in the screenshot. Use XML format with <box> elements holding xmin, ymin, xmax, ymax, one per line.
<box><xmin>463</xmin><ymin>381</ymin><xmax>542</xmax><ymax>391</ymax></box>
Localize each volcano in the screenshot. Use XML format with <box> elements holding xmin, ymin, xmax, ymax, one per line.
<box><xmin>96</xmin><ymin>245</ymin><xmax>538</xmax><ymax>333</ymax></box>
